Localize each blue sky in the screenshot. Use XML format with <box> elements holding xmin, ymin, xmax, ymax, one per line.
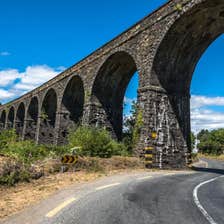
<box><xmin>0</xmin><ymin>0</ymin><xmax>224</xmax><ymax>132</ymax></box>
<box><xmin>0</xmin><ymin>0</ymin><xmax>167</xmax><ymax>70</ymax></box>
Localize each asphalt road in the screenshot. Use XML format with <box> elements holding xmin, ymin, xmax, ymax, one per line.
<box><xmin>3</xmin><ymin>159</ymin><xmax>224</xmax><ymax>224</ymax></box>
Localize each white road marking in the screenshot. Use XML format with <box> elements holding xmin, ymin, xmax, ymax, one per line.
<box><xmin>164</xmin><ymin>173</ymin><xmax>175</xmax><ymax>176</ymax></box>
<box><xmin>95</xmin><ymin>182</ymin><xmax>121</xmax><ymax>190</ymax></box>
<box><xmin>193</xmin><ymin>175</ymin><xmax>224</xmax><ymax>224</ymax></box>
<box><xmin>137</xmin><ymin>175</ymin><xmax>153</xmax><ymax>180</ymax></box>
<box><xmin>46</xmin><ymin>197</ymin><xmax>77</xmax><ymax>218</ymax></box>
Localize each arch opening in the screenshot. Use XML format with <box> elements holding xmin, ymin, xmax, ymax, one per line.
<box><xmin>151</xmin><ymin>0</ymin><xmax>224</xmax><ymax>163</ymax></box>
<box><xmin>91</xmin><ymin>51</ymin><xmax>138</xmax><ymax>140</ymax></box>
<box><xmin>58</xmin><ymin>76</ymin><xmax>84</xmax><ymax>144</ymax></box>
<box><xmin>0</xmin><ymin>110</ymin><xmax>6</xmax><ymax>130</ymax></box>
<box><xmin>190</xmin><ymin>34</ymin><xmax>224</xmax><ymax>153</ymax></box>
<box><xmin>25</xmin><ymin>97</ymin><xmax>39</xmax><ymax>140</ymax></box>
<box><xmin>15</xmin><ymin>102</ymin><xmax>25</xmax><ymax>136</ymax></box>
<box><xmin>7</xmin><ymin>107</ymin><xmax>15</xmax><ymax>129</ymax></box>
<box><xmin>152</xmin><ymin>1</ymin><xmax>224</xmax><ymax>93</ymax></box>
<box><xmin>39</xmin><ymin>89</ymin><xmax>57</xmax><ymax>144</ymax></box>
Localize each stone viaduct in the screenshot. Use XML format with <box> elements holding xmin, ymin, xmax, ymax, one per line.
<box><xmin>0</xmin><ymin>0</ymin><xmax>223</xmax><ymax>168</ymax></box>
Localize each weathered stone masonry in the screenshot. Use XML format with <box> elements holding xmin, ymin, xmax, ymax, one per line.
<box><xmin>0</xmin><ymin>0</ymin><xmax>224</xmax><ymax>168</ymax></box>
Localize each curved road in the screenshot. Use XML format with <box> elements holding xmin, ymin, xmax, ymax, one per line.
<box><xmin>3</xmin><ymin>159</ymin><xmax>224</xmax><ymax>224</ymax></box>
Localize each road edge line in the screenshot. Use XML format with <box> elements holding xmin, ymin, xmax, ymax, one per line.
<box><xmin>193</xmin><ymin>175</ymin><xmax>224</xmax><ymax>224</ymax></box>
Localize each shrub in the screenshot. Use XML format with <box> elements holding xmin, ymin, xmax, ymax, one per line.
<box><xmin>68</xmin><ymin>126</ymin><xmax>129</xmax><ymax>158</ymax></box>
<box><xmin>2</xmin><ymin>140</ymin><xmax>49</xmax><ymax>164</ymax></box>
<box><xmin>0</xmin><ymin>171</ymin><xmax>19</xmax><ymax>186</ymax></box>
<box><xmin>0</xmin><ymin>129</ymin><xmax>17</xmax><ymax>150</ymax></box>
<box><xmin>43</xmin><ymin>144</ymin><xmax>70</xmax><ymax>157</ymax></box>
<box><xmin>0</xmin><ymin>169</ymin><xmax>31</xmax><ymax>186</ymax></box>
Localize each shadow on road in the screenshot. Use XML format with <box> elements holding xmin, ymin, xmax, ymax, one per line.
<box><xmin>191</xmin><ymin>166</ymin><xmax>224</xmax><ymax>175</ymax></box>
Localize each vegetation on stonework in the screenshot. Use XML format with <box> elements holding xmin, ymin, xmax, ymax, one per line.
<box><xmin>197</xmin><ymin>129</ymin><xmax>224</xmax><ymax>155</ymax></box>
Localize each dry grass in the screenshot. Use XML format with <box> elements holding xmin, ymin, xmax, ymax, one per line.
<box><xmin>0</xmin><ymin>171</ymin><xmax>104</xmax><ymax>219</ymax></box>
<box><xmin>198</xmin><ymin>153</ymin><xmax>224</xmax><ymax>161</ymax></box>
<box><xmin>76</xmin><ymin>156</ymin><xmax>144</xmax><ymax>172</ymax></box>
<box><xmin>0</xmin><ymin>156</ymin><xmax>144</xmax><ymax>220</ymax></box>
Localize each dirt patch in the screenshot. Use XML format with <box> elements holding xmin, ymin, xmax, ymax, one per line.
<box><xmin>0</xmin><ymin>156</ymin><xmax>144</xmax><ymax>220</ymax></box>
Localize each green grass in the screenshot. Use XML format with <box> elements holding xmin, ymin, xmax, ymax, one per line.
<box><xmin>68</xmin><ymin>126</ymin><xmax>130</xmax><ymax>158</ymax></box>
<box><xmin>0</xmin><ymin>127</ymin><xmax>132</xmax><ymax>185</ymax></box>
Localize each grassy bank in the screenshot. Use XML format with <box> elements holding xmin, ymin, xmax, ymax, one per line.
<box><xmin>0</xmin><ymin>127</ymin><xmax>137</xmax><ymax>186</ymax></box>
<box><xmin>0</xmin><ymin>127</ymin><xmax>144</xmax><ymax>219</ymax></box>
<box><xmin>0</xmin><ymin>156</ymin><xmax>144</xmax><ymax>220</ymax></box>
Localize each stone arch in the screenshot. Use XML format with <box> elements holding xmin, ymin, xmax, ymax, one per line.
<box><xmin>58</xmin><ymin>75</ymin><xmax>85</xmax><ymax>144</ymax></box>
<box><xmin>39</xmin><ymin>88</ymin><xmax>57</xmax><ymax>144</ymax></box>
<box><xmin>152</xmin><ymin>0</ymin><xmax>224</xmax><ymax>93</ymax></box>
<box><xmin>25</xmin><ymin>96</ymin><xmax>39</xmax><ymax>140</ymax></box>
<box><xmin>7</xmin><ymin>106</ymin><xmax>15</xmax><ymax>129</ymax></box>
<box><xmin>91</xmin><ymin>51</ymin><xmax>138</xmax><ymax>140</ymax></box>
<box><xmin>149</xmin><ymin>0</ymin><xmax>224</xmax><ymax>166</ymax></box>
<box><xmin>0</xmin><ymin>110</ymin><xmax>6</xmax><ymax>130</ymax></box>
<box><xmin>15</xmin><ymin>102</ymin><xmax>25</xmax><ymax>136</ymax></box>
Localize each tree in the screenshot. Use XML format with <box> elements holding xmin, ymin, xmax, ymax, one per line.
<box><xmin>132</xmin><ymin>108</ymin><xmax>143</xmax><ymax>146</ymax></box>
<box><xmin>123</xmin><ymin>101</ymin><xmax>143</xmax><ymax>151</ymax></box>
<box><xmin>197</xmin><ymin>129</ymin><xmax>224</xmax><ymax>155</ymax></box>
<box><xmin>123</xmin><ymin>101</ymin><xmax>137</xmax><ymax>133</ymax></box>
<box><xmin>197</xmin><ymin>129</ymin><xmax>209</xmax><ymax>142</ymax></box>
<box><xmin>190</xmin><ymin>132</ymin><xmax>196</xmax><ymax>149</ymax></box>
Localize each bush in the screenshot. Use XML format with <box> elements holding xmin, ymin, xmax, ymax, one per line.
<box><xmin>0</xmin><ymin>129</ymin><xmax>17</xmax><ymax>150</ymax></box>
<box><xmin>0</xmin><ymin>171</ymin><xmax>19</xmax><ymax>186</ymax></box>
<box><xmin>68</xmin><ymin>126</ymin><xmax>129</xmax><ymax>158</ymax></box>
<box><xmin>197</xmin><ymin>129</ymin><xmax>224</xmax><ymax>155</ymax></box>
<box><xmin>0</xmin><ymin>129</ymin><xmax>70</xmax><ymax>164</ymax></box>
<box><xmin>0</xmin><ymin>169</ymin><xmax>31</xmax><ymax>186</ymax></box>
<box><xmin>2</xmin><ymin>140</ymin><xmax>49</xmax><ymax>164</ymax></box>
<box><xmin>198</xmin><ymin>140</ymin><xmax>223</xmax><ymax>155</ymax></box>
<box><xmin>0</xmin><ymin>127</ymin><xmax>132</xmax><ymax>185</ymax></box>
<box><xmin>43</xmin><ymin>144</ymin><xmax>70</xmax><ymax>157</ymax></box>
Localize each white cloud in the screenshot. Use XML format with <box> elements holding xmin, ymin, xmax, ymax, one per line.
<box><xmin>124</xmin><ymin>96</ymin><xmax>136</xmax><ymax>105</ymax></box>
<box><xmin>0</xmin><ymin>89</ymin><xmax>15</xmax><ymax>101</ymax></box>
<box><xmin>0</xmin><ymin>69</ymin><xmax>21</xmax><ymax>86</ymax></box>
<box><xmin>191</xmin><ymin>95</ymin><xmax>224</xmax><ymax>109</ymax></box>
<box><xmin>0</xmin><ymin>51</ymin><xmax>10</xmax><ymax>56</ymax></box>
<box><xmin>0</xmin><ymin>65</ymin><xmax>64</xmax><ymax>103</ymax></box>
<box><xmin>190</xmin><ymin>95</ymin><xmax>224</xmax><ymax>133</ymax></box>
<box><xmin>13</xmin><ymin>65</ymin><xmax>61</xmax><ymax>91</ymax></box>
